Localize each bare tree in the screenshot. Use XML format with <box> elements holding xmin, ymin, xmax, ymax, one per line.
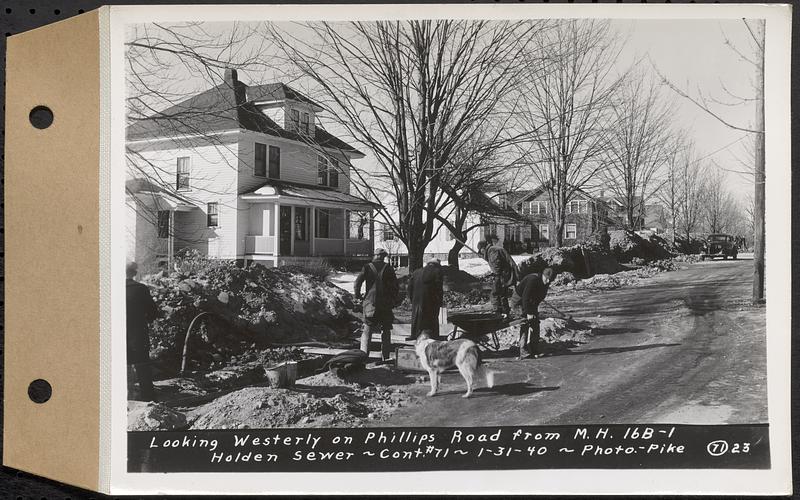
<box><xmin>676</xmin><ymin>146</ymin><xmax>708</xmax><ymax>244</ymax></box>
<box><xmin>265</xmin><ymin>20</ymin><xmax>545</xmax><ymax>270</ymax></box>
<box><xmin>654</xmin><ymin>19</ymin><xmax>764</xmax><ymax>302</ymax></box>
<box><xmin>601</xmin><ymin>72</ymin><xmax>674</xmax><ymax>230</ymax></box>
<box><xmin>515</xmin><ymin>20</ymin><xmax>624</xmax><ymax>247</ymax></box>
<box><xmin>702</xmin><ymin>167</ymin><xmax>738</xmax><ymax>234</ymax></box>
<box><xmin>655</xmin><ymin>136</ymin><xmax>687</xmax><ymax>246</ymax></box>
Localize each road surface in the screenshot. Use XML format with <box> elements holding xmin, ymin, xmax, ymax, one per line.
<box><xmin>381</xmin><ymin>259</ymin><xmax>767</xmax><ymax>426</ymax></box>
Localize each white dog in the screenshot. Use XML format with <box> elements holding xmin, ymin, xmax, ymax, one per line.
<box><xmin>415</xmin><ymin>332</ymin><xmax>494</xmax><ymax>398</ymax></box>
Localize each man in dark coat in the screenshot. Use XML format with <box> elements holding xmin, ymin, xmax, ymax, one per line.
<box><xmin>126</xmin><ymin>261</ymin><xmax>159</xmax><ymax>401</ymax></box>
<box><xmin>354</xmin><ymin>248</ymin><xmax>399</xmax><ymax>362</ymax></box>
<box><xmin>407</xmin><ymin>258</ymin><xmax>444</xmax><ymax>341</ymax></box>
<box><xmin>510</xmin><ymin>267</ymin><xmax>555</xmax><ymax>359</ymax></box>
<box><xmin>478</xmin><ymin>235</ymin><xmax>519</xmax><ymax>317</ymax></box>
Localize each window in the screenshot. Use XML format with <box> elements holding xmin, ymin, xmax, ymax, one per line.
<box><xmin>317</xmin><ymin>156</ymin><xmax>329</xmax><ymax>186</ymax></box>
<box><xmin>520</xmin><ymin>202</ymin><xmax>530</xmax><ymax>216</ymax></box>
<box><xmin>176</xmin><ymin>157</ymin><xmax>191</xmax><ymax>190</ymax></box>
<box><xmin>254</xmin><ymin>143</ymin><xmax>267</xmax><ymax>177</ymax></box>
<box><xmin>290</xmin><ymin>109</ymin><xmax>300</xmax><ymax>132</ymax></box>
<box><xmin>383</xmin><ymin>224</ymin><xmax>395</xmax><ymax>241</ymax></box>
<box><xmin>564</xmin><ymin>223</ymin><xmax>577</xmax><ymax>240</ymax></box>
<box><xmin>330</xmin><ymin>159</ymin><xmax>340</xmax><ymax>188</ymax></box>
<box><xmin>295</xmin><ymin>208</ymin><xmax>307</xmax><ymax>241</ymax></box>
<box><xmin>268</xmin><ymin>145</ymin><xmax>280</xmax><ymax>179</ymax></box>
<box><xmin>316</xmin><ymin>208</ymin><xmax>329</xmax><ymax>238</ymax></box>
<box><xmin>567</xmin><ymin>200</ymin><xmax>588</xmax><ymax>214</ymax></box>
<box><xmin>301</xmin><ymin>112</ymin><xmax>310</xmax><ymax>134</ymax></box>
<box><xmin>538</xmin><ymin>223</ymin><xmax>549</xmax><ymax>242</ymax></box>
<box><xmin>529</xmin><ymin>201</ymin><xmax>547</xmax><ymax>215</ymax></box>
<box><xmin>157</xmin><ymin>211</ymin><xmax>170</xmax><ymax>239</ymax></box>
<box><xmin>207</xmin><ymin>202</ymin><xmax>219</xmax><ymax>227</ymax></box>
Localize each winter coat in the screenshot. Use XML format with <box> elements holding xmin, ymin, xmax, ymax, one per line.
<box><xmin>354</xmin><ymin>259</ymin><xmax>399</xmax><ymax>322</ymax></box>
<box><xmin>408</xmin><ymin>262</ymin><xmax>444</xmax><ymax>337</ymax></box>
<box><xmin>484</xmin><ymin>244</ymin><xmax>519</xmax><ymax>287</ymax></box>
<box><xmin>514</xmin><ymin>273</ymin><xmax>550</xmax><ymax>316</ymax></box>
<box><xmin>126</xmin><ymin>278</ymin><xmax>158</xmax><ymax>364</ymax></box>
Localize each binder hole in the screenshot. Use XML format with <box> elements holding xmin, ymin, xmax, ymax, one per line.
<box><xmin>29</xmin><ymin>106</ymin><xmax>53</xmax><ymax>129</ymax></box>
<box><xmin>28</xmin><ymin>379</ymin><xmax>52</xmax><ymax>404</ymax></box>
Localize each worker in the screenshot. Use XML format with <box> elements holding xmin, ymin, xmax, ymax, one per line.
<box><xmin>477</xmin><ymin>235</ymin><xmax>519</xmax><ymax>317</ymax></box>
<box><xmin>126</xmin><ymin>261</ymin><xmax>159</xmax><ymax>401</ymax></box>
<box><xmin>354</xmin><ymin>248</ymin><xmax>399</xmax><ymax>363</ymax></box>
<box><xmin>510</xmin><ymin>267</ymin><xmax>555</xmax><ymax>359</ymax></box>
<box><xmin>407</xmin><ymin>257</ymin><xmax>444</xmax><ymax>341</ymax></box>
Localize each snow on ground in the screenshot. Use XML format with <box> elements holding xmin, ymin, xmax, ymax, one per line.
<box><xmin>459</xmin><ymin>254</ymin><xmax>532</xmax><ymax>278</ymax></box>
<box><xmin>330</xmin><ymin>271</ymin><xmax>358</xmax><ymax>293</ymax></box>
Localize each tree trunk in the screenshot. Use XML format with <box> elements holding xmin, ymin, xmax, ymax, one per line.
<box><xmin>407</xmin><ymin>238</ymin><xmax>426</xmax><ymax>272</ymax></box>
<box><xmin>448</xmin><ymin>239</ymin><xmax>465</xmax><ymax>269</ymax></box>
<box><xmin>753</xmin><ymin>21</ymin><xmax>765</xmax><ymax>303</ymax></box>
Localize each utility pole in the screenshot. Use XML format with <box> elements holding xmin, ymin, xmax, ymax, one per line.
<box><xmin>753</xmin><ymin>20</ymin><xmax>765</xmax><ymax>303</ymax></box>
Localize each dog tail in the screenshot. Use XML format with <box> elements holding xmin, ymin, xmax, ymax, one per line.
<box><xmin>477</xmin><ymin>364</ymin><xmax>495</xmax><ymax>389</ymax></box>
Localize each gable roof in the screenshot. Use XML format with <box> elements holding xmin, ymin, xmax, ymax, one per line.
<box><xmin>126</xmin><ymin>74</ymin><xmax>363</xmax><ymax>157</ymax></box>
<box><xmin>509</xmin><ymin>184</ymin><xmax>601</xmax><ymax>206</ymax></box>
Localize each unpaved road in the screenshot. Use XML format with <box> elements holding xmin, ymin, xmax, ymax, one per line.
<box><xmin>381</xmin><ymin>259</ymin><xmax>767</xmax><ymax>426</ymax></box>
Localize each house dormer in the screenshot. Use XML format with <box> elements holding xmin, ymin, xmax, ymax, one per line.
<box><xmin>247</xmin><ymin>82</ymin><xmax>324</xmax><ymax>137</ymax></box>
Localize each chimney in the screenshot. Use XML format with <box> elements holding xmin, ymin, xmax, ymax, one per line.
<box><xmin>224</xmin><ymin>68</ymin><xmax>238</xmax><ymax>85</ymax></box>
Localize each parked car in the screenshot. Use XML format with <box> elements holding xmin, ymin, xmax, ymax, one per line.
<box><xmin>701</xmin><ymin>234</ymin><xmax>738</xmax><ymax>260</ymax></box>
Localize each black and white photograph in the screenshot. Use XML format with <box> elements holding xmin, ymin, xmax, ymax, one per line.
<box><xmin>113</xmin><ymin>4</ymin><xmax>791</xmax><ymax>494</ymax></box>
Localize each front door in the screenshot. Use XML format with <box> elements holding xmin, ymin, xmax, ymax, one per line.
<box><xmin>279</xmin><ymin>206</ymin><xmax>292</xmax><ymax>255</ymax></box>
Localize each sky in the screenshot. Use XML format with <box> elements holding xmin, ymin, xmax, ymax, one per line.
<box><xmin>127</xmin><ymin>18</ymin><xmax>760</xmax><ymax>203</ymax></box>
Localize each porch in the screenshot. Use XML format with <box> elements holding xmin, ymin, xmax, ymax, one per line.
<box><xmin>240</xmin><ymin>182</ymin><xmax>378</xmax><ymax>265</ymax></box>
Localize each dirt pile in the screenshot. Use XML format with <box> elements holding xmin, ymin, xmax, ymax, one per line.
<box><xmin>127</xmin><ymin>401</ymin><xmax>187</xmax><ymax>431</ymax></box>
<box><xmin>494</xmin><ymin>317</ymin><xmax>594</xmax><ymax>355</ymax></box>
<box><xmin>142</xmin><ymin>251</ymin><xmax>355</xmax><ymax>373</ymax></box>
<box><xmin>564</xmin><ymin>261</ymin><xmax>676</xmax><ymax>291</ymax></box>
<box><xmin>186</xmin><ymin>366</ymin><xmax>420</xmax><ymax>429</ymax></box>
<box><xmin>518</xmin><ymin>246</ymin><xmax>623</xmax><ymax>279</ymax></box>
<box><xmin>608</xmin><ymin>229</ymin><xmax>673</xmax><ymax>263</ymax></box>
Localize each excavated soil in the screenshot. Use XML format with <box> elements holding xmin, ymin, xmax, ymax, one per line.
<box><xmin>185</xmin><ymin>366</ymin><xmax>421</xmax><ymax>429</ymax></box>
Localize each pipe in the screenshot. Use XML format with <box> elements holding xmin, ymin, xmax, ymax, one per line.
<box><xmin>180</xmin><ymin>311</ymin><xmax>216</xmax><ymax>375</ymax></box>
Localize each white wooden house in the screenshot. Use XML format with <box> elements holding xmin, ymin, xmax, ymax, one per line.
<box><xmin>126</xmin><ymin>69</ymin><xmax>377</xmax><ymax>272</ymax></box>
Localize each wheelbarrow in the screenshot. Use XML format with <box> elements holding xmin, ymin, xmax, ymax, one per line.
<box><xmin>446</xmin><ymin>310</ymin><xmax>526</xmax><ymax>352</ymax></box>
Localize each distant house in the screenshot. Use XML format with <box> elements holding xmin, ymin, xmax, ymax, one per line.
<box><xmin>490</xmin><ymin>185</ymin><xmax>615</xmax><ymax>251</ymax></box>
<box><xmin>597</xmin><ymin>194</ymin><xmax>666</xmax><ymax>233</ymax></box>
<box><xmin>372</xmin><ymin>191</ymin><xmax>519</xmax><ymax>266</ymax></box>
<box><xmin>126</xmin><ymin>69</ymin><xmax>378</xmax><ymax>272</ymax></box>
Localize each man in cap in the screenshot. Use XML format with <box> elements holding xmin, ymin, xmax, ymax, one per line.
<box><xmin>510</xmin><ymin>267</ymin><xmax>555</xmax><ymax>359</ymax></box>
<box><xmin>406</xmin><ymin>257</ymin><xmax>444</xmax><ymax>341</ymax></box>
<box><xmin>354</xmin><ymin>248</ymin><xmax>399</xmax><ymax>362</ymax></box>
<box><xmin>126</xmin><ymin>261</ymin><xmax>159</xmax><ymax>401</ymax></box>
<box><xmin>477</xmin><ymin>235</ymin><xmax>519</xmax><ymax>317</ymax></box>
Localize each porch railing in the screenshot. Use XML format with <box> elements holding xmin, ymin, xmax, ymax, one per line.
<box><xmin>244</xmin><ymin>235</ymin><xmax>275</xmax><ymax>254</ymax></box>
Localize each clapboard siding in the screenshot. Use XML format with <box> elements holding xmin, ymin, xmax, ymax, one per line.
<box><xmin>127</xmin><ymin>137</ymin><xmax>240</xmax><ymax>259</ymax></box>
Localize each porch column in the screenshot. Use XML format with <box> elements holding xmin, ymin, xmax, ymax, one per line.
<box><xmin>343</xmin><ymin>209</ymin><xmax>348</xmax><ymax>256</ymax></box>
<box><xmin>310</xmin><ymin>207</ymin><xmax>316</xmax><ymax>256</ymax></box>
<box><xmin>290</xmin><ymin>206</ymin><xmax>295</xmax><ymax>256</ymax></box>
<box><xmin>273</xmin><ymin>202</ymin><xmax>280</xmax><ymax>260</ymax></box>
